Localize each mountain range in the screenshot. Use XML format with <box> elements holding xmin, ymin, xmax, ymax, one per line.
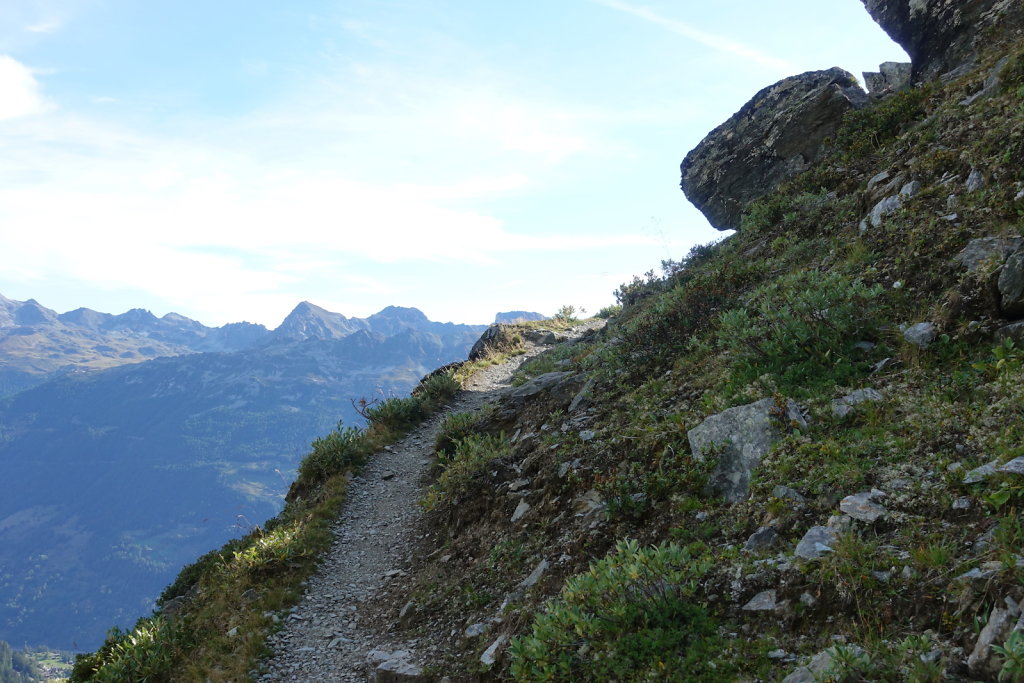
<box><xmin>0</xmin><ymin>295</ymin><xmax>488</xmax><ymax>650</ymax></box>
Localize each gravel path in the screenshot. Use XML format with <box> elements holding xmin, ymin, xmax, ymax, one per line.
<box><xmin>259</xmin><ymin>348</ymin><xmax>542</xmax><ymax>681</ymax></box>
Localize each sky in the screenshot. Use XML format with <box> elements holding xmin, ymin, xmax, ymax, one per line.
<box><xmin>0</xmin><ymin>0</ymin><xmax>907</xmax><ymax>328</ymax></box>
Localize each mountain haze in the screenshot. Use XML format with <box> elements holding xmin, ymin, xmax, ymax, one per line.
<box><xmin>0</xmin><ymin>296</ymin><xmax>486</xmax><ymax>650</ymax></box>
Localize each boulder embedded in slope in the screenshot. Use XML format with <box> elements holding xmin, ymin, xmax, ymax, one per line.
<box><xmin>680</xmin><ymin>68</ymin><xmax>867</xmax><ymax>232</ymax></box>
<box><xmin>688</xmin><ymin>397</ymin><xmax>808</xmax><ymax>503</ymax></box>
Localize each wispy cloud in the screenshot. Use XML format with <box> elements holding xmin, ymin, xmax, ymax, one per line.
<box><xmin>25</xmin><ymin>19</ymin><xmax>62</xmax><ymax>33</ymax></box>
<box><xmin>0</xmin><ymin>55</ymin><xmax>50</xmax><ymax>120</ymax></box>
<box><xmin>590</xmin><ymin>0</ymin><xmax>797</xmax><ymax>72</ymax></box>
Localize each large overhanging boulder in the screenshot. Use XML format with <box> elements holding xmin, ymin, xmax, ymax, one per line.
<box><xmin>680</xmin><ymin>68</ymin><xmax>867</xmax><ymax>232</ymax></box>
<box><xmin>860</xmin><ymin>0</ymin><xmax>1024</xmax><ymax>82</ymax></box>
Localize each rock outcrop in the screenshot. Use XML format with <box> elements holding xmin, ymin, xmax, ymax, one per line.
<box><xmin>687</xmin><ymin>398</ymin><xmax>808</xmax><ymax>503</ymax></box>
<box><xmin>680</xmin><ymin>68</ymin><xmax>867</xmax><ymax>232</ymax></box>
<box><xmin>863</xmin><ymin>61</ymin><xmax>912</xmax><ymax>96</ymax></box>
<box><xmin>860</xmin><ymin>0</ymin><xmax>1024</xmax><ymax>82</ymax></box>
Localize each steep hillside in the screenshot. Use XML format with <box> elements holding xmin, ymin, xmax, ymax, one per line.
<box><xmin>71</xmin><ymin>1</ymin><xmax>1024</xmax><ymax>681</ymax></box>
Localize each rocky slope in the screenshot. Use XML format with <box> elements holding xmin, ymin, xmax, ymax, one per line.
<box><xmin>70</xmin><ymin>0</ymin><xmax>1024</xmax><ymax>680</ymax></box>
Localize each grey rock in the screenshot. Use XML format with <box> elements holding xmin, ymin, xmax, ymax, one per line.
<box><xmin>795</xmin><ymin>526</ymin><xmax>839</xmax><ymax>560</ymax></box>
<box><xmin>469</xmin><ymin>324</ymin><xmax>511</xmax><ymax>361</ymax></box>
<box><xmin>374</xmin><ymin>657</ymin><xmax>425</xmax><ymax>683</ymax></box>
<box><xmin>398</xmin><ymin>600</ymin><xmax>416</xmax><ymax>628</ymax></box>
<box><xmin>998</xmin><ymin>456</ymin><xmax>1024</xmax><ymax>475</ymax></box>
<box><xmin>966</xmin><ymin>169</ymin><xmax>986</xmax><ymax>192</ymax></box>
<box><xmin>954</xmin><ymin>237</ymin><xmax>1024</xmax><ymax>273</ymax></box>
<box><xmin>511</xmin><ymin>500</ymin><xmax>531</xmax><ymax>523</ymax></box>
<box><xmin>997</xmin><ymin>321</ymin><xmax>1024</xmax><ymax>344</ymax></box>
<box><xmin>773</xmin><ymin>485</ymin><xmax>807</xmax><ymax>505</ymax></box>
<box><xmin>828</xmin><ymin>514</ymin><xmax>854</xmax><ymax>533</ymax></box>
<box><xmin>968</xmin><ymin>597</ymin><xmax>1022</xmax><ymax>678</ymax></box>
<box><xmin>504</xmin><ymin>371</ymin><xmax>575</xmax><ymax>401</ymax></box>
<box><xmin>860</xmin><ymin>0</ymin><xmax>1023</xmax><ymax>83</ymax></box>
<box><xmin>578</xmin><ymin>429</ymin><xmax>596</xmax><ymax>442</ymax></box>
<box><xmin>867</xmin><ymin>170</ymin><xmax>892</xmax><ymax>191</ymax></box>
<box><xmin>863</xmin><ymin>61</ymin><xmax>912</xmax><ymax>95</ymax></box>
<box><xmin>161</xmin><ymin>596</ymin><xmax>187</xmax><ymax>619</ymax></box>
<box><xmin>519</xmin><ymin>559</ymin><xmax>549</xmax><ymax>589</ymax></box>
<box><xmin>840</xmin><ymin>491</ymin><xmax>888</xmax><ymax>522</ymax></box>
<box><xmin>958</xmin><ymin>567</ymin><xmax>998</xmax><ymax>582</ymax></box>
<box><xmin>974</xmin><ymin>527</ymin><xmax>998</xmax><ymax>553</ymax></box>
<box><xmin>962</xmin><ymin>56</ymin><xmax>1014</xmax><ymax>105</ymax></box>
<box><xmin>688</xmin><ymin>398</ymin><xmax>808</xmax><ymax>503</ymax></box>
<box><xmin>367</xmin><ymin>649</ymin><xmax>410</xmax><ymax>667</ymax></box>
<box><xmin>865</xmin><ymin>195</ymin><xmax>903</xmax><ymax>231</ymax></box>
<box><xmin>568</xmin><ymin>377</ymin><xmax>595</xmax><ymax>413</ymax></box>
<box><xmin>832</xmin><ymin>388</ymin><xmax>884</xmax><ymax>418</ymax></box>
<box><xmin>744</xmin><ymin>527</ymin><xmax>782</xmax><ymax>553</ymax></box>
<box><xmin>523</xmin><ymin>328</ymin><xmax>557</xmax><ymax>344</ymax></box>
<box><xmin>480</xmin><ymin>635</ymin><xmax>508</xmax><ymax>667</ymax></box>
<box><xmin>742</xmin><ymin>589</ymin><xmax>777</xmax><ymax>611</ymax></box>
<box><xmin>464</xmin><ymin>623</ymin><xmax>488</xmax><ymax>639</ymax></box>
<box><xmin>899</xmin><ymin>180</ymin><xmax>922</xmax><ymax>198</ymax></box>
<box><xmin>999</xmin><ymin>250</ymin><xmax>1024</xmax><ymax>318</ymax></box>
<box><xmin>963</xmin><ymin>461</ymin><xmax>999</xmax><ymax>484</ymax></box>
<box><xmin>680</xmin><ymin>68</ymin><xmax>867</xmax><ymax>231</ymax></box>
<box><xmin>952</xmin><ymin>496</ymin><xmax>973</xmax><ymax>510</ymax></box>
<box><xmin>903</xmin><ymin>322</ymin><xmax>936</xmax><ymax>348</ymax></box>
<box><xmin>782</xmin><ymin>644</ymin><xmax>867</xmax><ymax>683</ymax></box>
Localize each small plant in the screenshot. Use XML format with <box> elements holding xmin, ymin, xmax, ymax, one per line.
<box><xmin>509</xmin><ymin>539</ymin><xmax>726</xmax><ymax>681</ymax></box>
<box><xmin>434</xmin><ymin>409</ymin><xmax>488</xmax><ymax>454</ymax></box>
<box><xmin>553</xmin><ymin>305</ymin><xmax>583</xmax><ymax>323</ymax></box>
<box><xmin>297</xmin><ymin>423</ymin><xmax>366</xmax><ymax>482</ymax></box>
<box><xmin>422</xmin><ymin>434</ymin><xmax>510</xmax><ymax>510</ymax></box>
<box><xmin>993</xmin><ymin>629</ymin><xmax>1024</xmax><ymax>682</ymax></box>
<box><xmin>72</xmin><ymin>618</ymin><xmax>182</xmax><ymax>682</ymax></box>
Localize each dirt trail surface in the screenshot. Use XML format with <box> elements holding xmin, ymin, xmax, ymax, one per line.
<box><xmin>260</xmin><ymin>344</ymin><xmax>549</xmax><ymax>681</ymax></box>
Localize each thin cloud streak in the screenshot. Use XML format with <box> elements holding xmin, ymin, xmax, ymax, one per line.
<box><xmin>590</xmin><ymin>0</ymin><xmax>797</xmax><ymax>72</ymax></box>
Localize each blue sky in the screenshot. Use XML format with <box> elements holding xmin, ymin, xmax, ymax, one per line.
<box><xmin>0</xmin><ymin>1</ymin><xmax>906</xmax><ymax>327</ymax></box>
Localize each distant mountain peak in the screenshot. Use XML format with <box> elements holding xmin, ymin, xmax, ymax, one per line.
<box><xmin>370</xmin><ymin>306</ymin><xmax>429</xmax><ymax>322</ymax></box>
<box><xmin>274</xmin><ymin>302</ymin><xmax>363</xmax><ymax>341</ymax></box>
<box><xmin>13</xmin><ymin>299</ymin><xmax>59</xmax><ymax>326</ymax></box>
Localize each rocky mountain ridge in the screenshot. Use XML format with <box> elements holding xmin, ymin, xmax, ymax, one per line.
<box><xmin>0</xmin><ymin>295</ymin><xmax>485</xmax><ymax>399</ymax></box>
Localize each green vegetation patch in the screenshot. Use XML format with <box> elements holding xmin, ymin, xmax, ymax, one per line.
<box><xmin>422</xmin><ymin>433</ymin><xmax>511</xmax><ymax>511</ymax></box>
<box><xmin>509</xmin><ymin>539</ymin><xmax>728</xmax><ymax>681</ymax></box>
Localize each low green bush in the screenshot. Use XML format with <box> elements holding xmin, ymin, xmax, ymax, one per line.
<box><xmin>422</xmin><ymin>434</ymin><xmax>510</xmax><ymax>510</ymax></box>
<box><xmin>509</xmin><ymin>539</ymin><xmax>726</xmax><ymax>681</ymax></box>
<box><xmin>715</xmin><ymin>270</ymin><xmax>883</xmax><ymax>395</ymax></box>
<box><xmin>417</xmin><ymin>370</ymin><xmax>461</xmax><ymax>404</ymax></box>
<box><xmin>297</xmin><ymin>424</ymin><xmax>366</xmax><ymax>483</ymax></box>
<box><xmin>434</xmin><ymin>409</ymin><xmax>488</xmax><ymax>455</ymax></box>
<box><xmin>72</xmin><ymin>618</ymin><xmax>183</xmax><ymax>682</ymax></box>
